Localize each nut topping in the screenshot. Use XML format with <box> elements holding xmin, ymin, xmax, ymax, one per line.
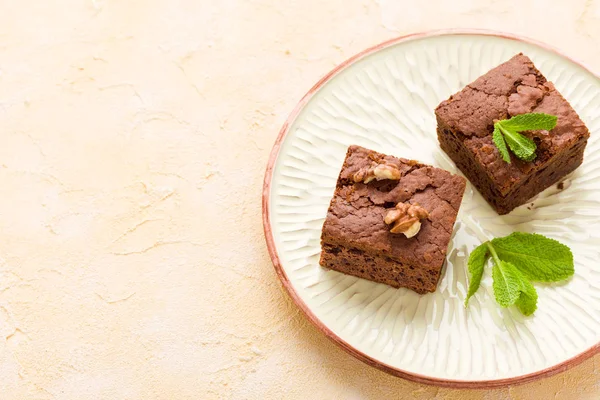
<box><xmin>384</xmin><ymin>202</ymin><xmax>429</xmax><ymax>238</ymax></box>
<box><xmin>353</xmin><ymin>162</ymin><xmax>401</xmax><ymax>184</ymax></box>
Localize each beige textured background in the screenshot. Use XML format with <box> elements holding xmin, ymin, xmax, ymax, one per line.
<box><xmin>0</xmin><ymin>0</ymin><xmax>599</xmax><ymax>399</ymax></box>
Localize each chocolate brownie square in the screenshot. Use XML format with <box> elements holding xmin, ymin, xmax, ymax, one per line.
<box><xmin>319</xmin><ymin>145</ymin><xmax>466</xmax><ymax>294</ymax></box>
<box><xmin>436</xmin><ymin>53</ymin><xmax>590</xmax><ymax>215</ymax></box>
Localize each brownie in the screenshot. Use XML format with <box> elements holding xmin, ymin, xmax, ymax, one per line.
<box><xmin>436</xmin><ymin>53</ymin><xmax>590</xmax><ymax>214</ymax></box>
<box><xmin>319</xmin><ymin>145</ymin><xmax>466</xmax><ymax>294</ymax></box>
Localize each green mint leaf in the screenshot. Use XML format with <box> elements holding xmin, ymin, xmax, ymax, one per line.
<box><xmin>492</xmin><ymin>261</ymin><xmax>521</xmax><ymax>307</ymax></box>
<box><xmin>492</xmin><ymin>260</ymin><xmax>523</xmax><ymax>307</ymax></box>
<box><xmin>500</xmin><ymin>113</ymin><xmax>558</xmax><ymax>132</ymax></box>
<box><xmin>515</xmin><ymin>278</ymin><xmax>538</xmax><ymax>316</ymax></box>
<box><xmin>498</xmin><ymin>125</ymin><xmax>537</xmax><ymax>162</ymax></box>
<box><xmin>489</xmin><ymin>241</ymin><xmax>537</xmax><ymax>314</ymax></box>
<box><xmin>492</xmin><ymin>126</ymin><xmax>511</xmax><ymax>163</ymax></box>
<box><xmin>466</xmin><ymin>232</ymin><xmax>572</xmax><ymax>316</ymax></box>
<box><xmin>465</xmin><ymin>243</ymin><xmax>490</xmax><ymax>306</ymax></box>
<box><xmin>492</xmin><ymin>113</ymin><xmax>557</xmax><ymax>163</ymax></box>
<box><xmin>491</xmin><ymin>232</ymin><xmax>574</xmax><ymax>282</ymax></box>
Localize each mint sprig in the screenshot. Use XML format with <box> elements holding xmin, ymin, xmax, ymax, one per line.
<box><xmin>493</xmin><ymin>113</ymin><xmax>558</xmax><ymax>163</ymax></box>
<box><xmin>464</xmin><ymin>232</ymin><xmax>574</xmax><ymax>316</ymax></box>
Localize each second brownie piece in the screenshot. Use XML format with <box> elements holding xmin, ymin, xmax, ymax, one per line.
<box><xmin>436</xmin><ymin>53</ymin><xmax>590</xmax><ymax>214</ymax></box>
<box><xmin>320</xmin><ymin>145</ymin><xmax>466</xmax><ymax>294</ymax></box>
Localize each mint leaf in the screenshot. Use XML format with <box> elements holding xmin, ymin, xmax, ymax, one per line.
<box><xmin>492</xmin><ymin>126</ymin><xmax>511</xmax><ymax>163</ymax></box>
<box><xmin>501</xmin><ymin>113</ymin><xmax>558</xmax><ymax>131</ymax></box>
<box><xmin>499</xmin><ymin>126</ymin><xmax>537</xmax><ymax>162</ymax></box>
<box><xmin>467</xmin><ymin>232</ymin><xmax>572</xmax><ymax>316</ymax></box>
<box><xmin>465</xmin><ymin>243</ymin><xmax>490</xmax><ymax>306</ymax></box>
<box><xmin>515</xmin><ymin>278</ymin><xmax>538</xmax><ymax>316</ymax></box>
<box><xmin>492</xmin><ymin>260</ymin><xmax>523</xmax><ymax>307</ymax></box>
<box><xmin>491</xmin><ymin>257</ymin><xmax>538</xmax><ymax>314</ymax></box>
<box><xmin>491</xmin><ymin>232</ymin><xmax>574</xmax><ymax>282</ymax></box>
<box><xmin>492</xmin><ymin>113</ymin><xmax>558</xmax><ymax>163</ymax></box>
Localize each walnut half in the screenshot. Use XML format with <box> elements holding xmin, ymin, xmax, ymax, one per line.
<box><xmin>353</xmin><ymin>162</ymin><xmax>401</xmax><ymax>184</ymax></box>
<box><xmin>384</xmin><ymin>202</ymin><xmax>429</xmax><ymax>238</ymax></box>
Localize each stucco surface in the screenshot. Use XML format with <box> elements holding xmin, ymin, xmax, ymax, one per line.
<box><xmin>0</xmin><ymin>1</ymin><xmax>599</xmax><ymax>399</ymax></box>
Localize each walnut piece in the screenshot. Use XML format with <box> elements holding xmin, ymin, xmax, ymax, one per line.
<box><xmin>353</xmin><ymin>162</ymin><xmax>401</xmax><ymax>184</ymax></box>
<box><xmin>384</xmin><ymin>202</ymin><xmax>429</xmax><ymax>238</ymax></box>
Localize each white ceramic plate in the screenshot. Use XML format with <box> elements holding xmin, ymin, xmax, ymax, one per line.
<box><xmin>263</xmin><ymin>30</ymin><xmax>600</xmax><ymax>387</ymax></box>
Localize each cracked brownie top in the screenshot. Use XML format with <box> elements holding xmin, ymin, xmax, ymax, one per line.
<box><xmin>321</xmin><ymin>145</ymin><xmax>466</xmax><ymax>269</ymax></box>
<box><xmin>435</xmin><ymin>53</ymin><xmax>590</xmax><ymax>195</ymax></box>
